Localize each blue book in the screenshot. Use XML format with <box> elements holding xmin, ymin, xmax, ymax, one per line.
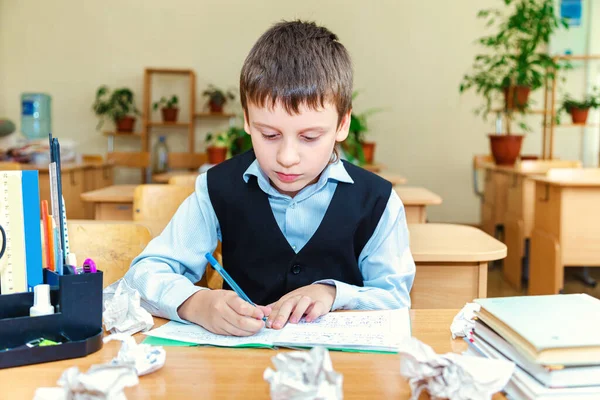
<box><xmin>21</xmin><ymin>171</ymin><xmax>43</xmax><ymax>290</ymax></box>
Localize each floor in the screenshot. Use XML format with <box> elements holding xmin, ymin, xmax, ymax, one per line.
<box><xmin>487</xmin><ymin>264</ymin><xmax>600</xmax><ymax>298</ymax></box>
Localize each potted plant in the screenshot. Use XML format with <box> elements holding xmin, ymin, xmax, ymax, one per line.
<box><xmin>344</xmin><ymin>91</ymin><xmax>382</xmax><ymax>165</ymax></box>
<box><xmin>92</xmin><ymin>86</ymin><xmax>141</xmax><ymax>132</ymax></box>
<box><xmin>459</xmin><ymin>0</ymin><xmax>568</xmax><ymax>166</ymax></box>
<box><xmin>152</xmin><ymin>95</ymin><xmax>179</xmax><ymax>123</ymax></box>
<box><xmin>205</xmin><ymin>131</ymin><xmax>230</xmax><ymax>164</ymax></box>
<box><xmin>559</xmin><ymin>88</ymin><xmax>600</xmax><ymax>125</ymax></box>
<box><xmin>227</xmin><ymin>126</ymin><xmax>252</xmax><ymax>157</ymax></box>
<box><xmin>202</xmin><ymin>85</ymin><xmax>235</xmax><ymax>113</ymax></box>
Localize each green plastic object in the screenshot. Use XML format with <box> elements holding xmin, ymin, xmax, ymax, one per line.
<box><xmin>0</xmin><ymin>119</ymin><xmax>15</xmax><ymax>137</ymax></box>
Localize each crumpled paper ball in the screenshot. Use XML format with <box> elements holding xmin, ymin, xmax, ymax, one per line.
<box><xmin>103</xmin><ymin>279</ymin><xmax>154</xmax><ymax>335</ymax></box>
<box><xmin>450</xmin><ymin>303</ymin><xmax>481</xmax><ymax>339</ymax></box>
<box><xmin>264</xmin><ymin>346</ymin><xmax>343</xmax><ymax>399</ymax></box>
<box><xmin>399</xmin><ymin>337</ymin><xmax>514</xmax><ymax>400</ymax></box>
<box><xmin>33</xmin><ymin>364</ymin><xmax>138</xmax><ymax>400</ymax></box>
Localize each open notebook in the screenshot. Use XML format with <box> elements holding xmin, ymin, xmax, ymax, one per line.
<box><xmin>144</xmin><ymin>308</ymin><xmax>411</xmax><ymax>353</ymax></box>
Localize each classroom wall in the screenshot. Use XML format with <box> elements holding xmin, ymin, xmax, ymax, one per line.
<box><xmin>0</xmin><ymin>0</ymin><xmax>592</xmax><ymax>223</ymax></box>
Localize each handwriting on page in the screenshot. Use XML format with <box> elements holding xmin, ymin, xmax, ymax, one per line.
<box><xmin>147</xmin><ymin>321</ymin><xmax>282</xmax><ymax>346</ymax></box>
<box><xmin>296</xmin><ymin>313</ymin><xmax>388</xmax><ymax>329</ymax></box>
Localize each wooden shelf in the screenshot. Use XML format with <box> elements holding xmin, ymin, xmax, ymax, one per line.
<box><xmin>194</xmin><ymin>112</ymin><xmax>236</xmax><ymax>119</ymax></box>
<box><xmin>491</xmin><ymin>108</ymin><xmax>549</xmax><ymax>115</ymax></box>
<box><xmin>147</xmin><ymin>122</ymin><xmax>191</xmax><ymax>128</ymax></box>
<box><xmin>146</xmin><ymin>68</ymin><xmax>195</xmax><ymax>75</ymax></box>
<box><xmin>556</xmin><ymin>123</ymin><xmax>600</xmax><ymax>128</ymax></box>
<box><xmin>103</xmin><ymin>131</ymin><xmax>142</xmax><ymax>137</ymax></box>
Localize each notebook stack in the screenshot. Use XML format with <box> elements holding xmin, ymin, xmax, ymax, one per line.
<box><xmin>465</xmin><ymin>294</ymin><xmax>600</xmax><ymax>400</ymax></box>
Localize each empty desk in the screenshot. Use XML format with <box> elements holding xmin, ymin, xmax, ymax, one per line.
<box><xmin>80</xmin><ymin>184</ymin><xmax>136</xmax><ymax>220</ymax></box>
<box><xmin>409</xmin><ymin>223</ymin><xmax>506</xmax><ymax>308</ymax></box>
<box><xmin>395</xmin><ymin>186</ymin><xmax>442</xmax><ymax>223</ymax></box>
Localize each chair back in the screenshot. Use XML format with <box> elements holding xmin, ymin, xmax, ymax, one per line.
<box><xmin>133</xmin><ymin>184</ymin><xmax>195</xmax><ymax>236</ymax></box>
<box><xmin>67</xmin><ymin>220</ymin><xmax>151</xmax><ymax>288</ymax></box>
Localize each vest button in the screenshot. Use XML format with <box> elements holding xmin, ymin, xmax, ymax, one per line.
<box><xmin>291</xmin><ymin>264</ymin><xmax>301</xmax><ymax>274</ymax></box>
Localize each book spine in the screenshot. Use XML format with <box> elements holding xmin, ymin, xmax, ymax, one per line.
<box><xmin>21</xmin><ymin>171</ymin><xmax>43</xmax><ymax>290</ymax></box>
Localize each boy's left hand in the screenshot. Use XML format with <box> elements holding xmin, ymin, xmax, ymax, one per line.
<box><xmin>267</xmin><ymin>284</ymin><xmax>336</xmax><ymax>329</ymax></box>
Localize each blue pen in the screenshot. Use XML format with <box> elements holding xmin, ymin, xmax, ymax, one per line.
<box><xmin>204</xmin><ymin>253</ymin><xmax>267</xmax><ymax>323</ymax></box>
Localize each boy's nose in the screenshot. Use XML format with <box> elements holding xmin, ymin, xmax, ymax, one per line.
<box><xmin>277</xmin><ymin>143</ymin><xmax>300</xmax><ymax>168</ymax></box>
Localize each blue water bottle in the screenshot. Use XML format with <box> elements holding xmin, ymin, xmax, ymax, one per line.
<box><xmin>21</xmin><ymin>93</ymin><xmax>52</xmax><ymax>140</ymax></box>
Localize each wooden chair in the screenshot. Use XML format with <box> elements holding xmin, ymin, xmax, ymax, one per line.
<box><xmin>168</xmin><ymin>174</ymin><xmax>199</xmax><ymax>186</ymax></box>
<box><xmin>0</xmin><ymin>161</ymin><xmax>21</xmax><ymax>170</ymax></box>
<box><xmin>66</xmin><ymin>220</ymin><xmax>152</xmax><ymax>288</ymax></box>
<box><xmin>82</xmin><ymin>154</ymin><xmax>104</xmax><ymax>163</ymax></box>
<box><xmin>133</xmin><ymin>184</ymin><xmax>223</xmax><ymax>289</ymax></box>
<box><xmin>107</xmin><ymin>151</ymin><xmax>150</xmax><ymax>168</ymax></box>
<box><xmin>132</xmin><ymin>184</ymin><xmax>195</xmax><ymax>235</ymax></box>
<box><xmin>167</xmin><ymin>152</ymin><xmax>207</xmax><ymax>170</ymax></box>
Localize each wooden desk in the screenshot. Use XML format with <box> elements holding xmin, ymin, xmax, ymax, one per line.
<box><xmin>0</xmin><ymin>310</ymin><xmax>506</xmax><ymax>399</ymax></box>
<box><xmin>395</xmin><ymin>187</ymin><xmax>442</xmax><ymax>223</ymax></box>
<box><xmin>529</xmin><ymin>171</ymin><xmax>600</xmax><ymax>295</ymax></box>
<box><xmin>80</xmin><ymin>184</ymin><xmax>136</xmax><ymax>220</ymax></box>
<box><xmin>378</xmin><ymin>172</ymin><xmax>407</xmax><ymax>186</ymax></box>
<box><xmin>20</xmin><ymin>162</ymin><xmax>114</xmax><ymax>219</ymax></box>
<box><xmin>153</xmin><ymin>170</ymin><xmax>196</xmax><ymax>183</ymax></box>
<box><xmin>502</xmin><ymin>162</ymin><xmax>582</xmax><ymax>290</ymax></box>
<box><xmin>409</xmin><ymin>224</ymin><xmax>506</xmax><ymax>308</ymax></box>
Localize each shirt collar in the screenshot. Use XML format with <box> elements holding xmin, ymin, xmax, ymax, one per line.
<box><xmin>242</xmin><ymin>159</ymin><xmax>354</xmax><ymax>197</ymax></box>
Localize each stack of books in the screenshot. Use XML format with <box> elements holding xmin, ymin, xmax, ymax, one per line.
<box><xmin>465</xmin><ymin>294</ymin><xmax>600</xmax><ymax>400</ymax></box>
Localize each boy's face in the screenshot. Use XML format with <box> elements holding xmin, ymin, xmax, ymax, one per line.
<box><xmin>244</xmin><ymin>100</ymin><xmax>350</xmax><ymax>197</ymax></box>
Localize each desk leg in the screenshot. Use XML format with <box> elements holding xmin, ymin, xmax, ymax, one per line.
<box><xmin>405</xmin><ymin>206</ymin><xmax>426</xmax><ymax>224</ymax></box>
<box><xmin>503</xmin><ymin>216</ymin><xmax>524</xmax><ymax>290</ymax></box>
<box><xmin>529</xmin><ymin>228</ymin><xmax>562</xmax><ymax>295</ymax></box>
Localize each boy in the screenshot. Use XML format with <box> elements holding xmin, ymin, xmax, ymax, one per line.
<box><xmin>125</xmin><ymin>20</ymin><xmax>415</xmax><ymax>337</ymax></box>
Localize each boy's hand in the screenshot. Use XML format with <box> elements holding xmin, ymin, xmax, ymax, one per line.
<box><xmin>267</xmin><ymin>284</ymin><xmax>336</xmax><ymax>329</ymax></box>
<box><xmin>178</xmin><ymin>290</ymin><xmax>271</xmax><ymax>337</ymax></box>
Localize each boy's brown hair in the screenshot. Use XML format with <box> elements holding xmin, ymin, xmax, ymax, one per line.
<box><xmin>240</xmin><ymin>20</ymin><xmax>353</xmax><ymax>127</ymax></box>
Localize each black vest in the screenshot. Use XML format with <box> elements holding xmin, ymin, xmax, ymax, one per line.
<box><xmin>207</xmin><ymin>151</ymin><xmax>391</xmax><ymax>305</ymax></box>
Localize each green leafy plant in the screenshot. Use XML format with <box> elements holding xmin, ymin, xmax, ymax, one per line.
<box><xmin>227</xmin><ymin>126</ymin><xmax>252</xmax><ymax>156</ymax></box>
<box><xmin>556</xmin><ymin>87</ymin><xmax>600</xmax><ymax>124</ymax></box>
<box><xmin>459</xmin><ymin>0</ymin><xmax>569</xmax><ymax>133</ymax></box>
<box><xmin>202</xmin><ymin>85</ymin><xmax>235</xmax><ymax>109</ymax></box>
<box><xmin>92</xmin><ymin>86</ymin><xmax>141</xmax><ymax>130</ymax></box>
<box><xmin>205</xmin><ymin>131</ymin><xmax>230</xmax><ymax>148</ymax></box>
<box><xmin>152</xmin><ymin>95</ymin><xmax>179</xmax><ymax>110</ymax></box>
<box><xmin>562</xmin><ymin>89</ymin><xmax>600</xmax><ymax>112</ymax></box>
<box><xmin>344</xmin><ymin>91</ymin><xmax>383</xmax><ymax>164</ymax></box>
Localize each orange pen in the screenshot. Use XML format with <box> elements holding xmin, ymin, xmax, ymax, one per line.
<box><xmin>41</xmin><ymin>200</ymin><xmax>54</xmax><ymax>271</ymax></box>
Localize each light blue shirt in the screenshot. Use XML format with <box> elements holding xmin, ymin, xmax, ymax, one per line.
<box><xmin>125</xmin><ymin>160</ymin><xmax>416</xmax><ymax>323</ymax></box>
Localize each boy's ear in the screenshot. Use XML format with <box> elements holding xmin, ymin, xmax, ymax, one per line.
<box><xmin>243</xmin><ymin>110</ymin><xmax>251</xmax><ymax>135</ymax></box>
<box><xmin>335</xmin><ymin>110</ymin><xmax>351</xmax><ymax>142</ymax></box>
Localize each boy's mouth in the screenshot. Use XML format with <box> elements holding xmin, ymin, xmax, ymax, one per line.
<box><xmin>276</xmin><ymin>172</ymin><xmax>301</xmax><ymax>183</ymax></box>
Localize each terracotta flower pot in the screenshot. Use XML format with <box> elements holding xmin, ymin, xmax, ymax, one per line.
<box><xmin>569</xmin><ymin>107</ymin><xmax>590</xmax><ymax>124</ymax></box>
<box><xmin>115</xmin><ymin>116</ymin><xmax>135</xmax><ymax>133</ymax></box>
<box><xmin>361</xmin><ymin>141</ymin><xmax>376</xmax><ymax>164</ymax></box>
<box><xmin>207</xmin><ymin>146</ymin><xmax>227</xmax><ymax>164</ymax></box>
<box><xmin>209</xmin><ymin>103</ymin><xmax>224</xmax><ymax>114</ymax></box>
<box><xmin>488</xmin><ymin>134</ymin><xmax>523</xmax><ymax>166</ymax></box>
<box><xmin>503</xmin><ymin>86</ymin><xmax>530</xmax><ymax>110</ymax></box>
<box><xmin>161</xmin><ymin>107</ymin><xmax>179</xmax><ymax>123</ymax></box>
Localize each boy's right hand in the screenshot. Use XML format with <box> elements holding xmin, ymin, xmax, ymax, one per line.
<box><xmin>177</xmin><ymin>290</ymin><xmax>271</xmax><ymax>337</ymax></box>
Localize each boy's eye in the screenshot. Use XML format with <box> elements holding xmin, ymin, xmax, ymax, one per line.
<box><xmin>262</xmin><ymin>133</ymin><xmax>279</xmax><ymax>140</ymax></box>
<box><xmin>302</xmin><ymin>136</ymin><xmax>319</xmax><ymax>142</ymax></box>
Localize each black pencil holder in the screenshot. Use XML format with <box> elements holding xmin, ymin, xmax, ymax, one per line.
<box><xmin>0</xmin><ymin>269</ymin><xmax>103</xmax><ymax>369</ymax></box>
